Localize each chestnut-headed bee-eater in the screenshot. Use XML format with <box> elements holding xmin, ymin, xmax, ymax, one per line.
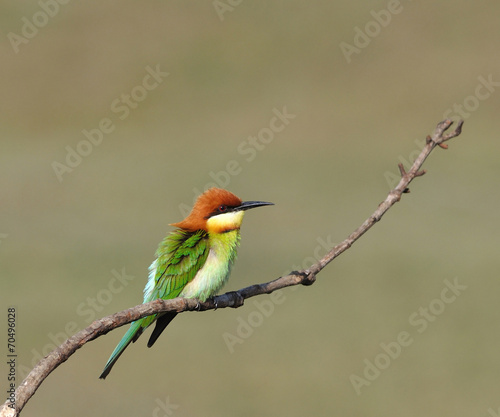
<box><xmin>99</xmin><ymin>187</ymin><xmax>273</xmax><ymax>379</ymax></box>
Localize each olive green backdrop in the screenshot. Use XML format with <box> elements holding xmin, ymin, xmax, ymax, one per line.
<box><xmin>1</xmin><ymin>1</ymin><xmax>499</xmax><ymax>416</ymax></box>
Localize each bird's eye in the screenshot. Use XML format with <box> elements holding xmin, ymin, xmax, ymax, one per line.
<box><xmin>218</xmin><ymin>204</ymin><xmax>227</xmax><ymax>213</ymax></box>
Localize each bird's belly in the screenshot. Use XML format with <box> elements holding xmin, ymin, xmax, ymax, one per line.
<box><xmin>179</xmin><ymin>248</ymin><xmax>233</xmax><ymax>302</ymax></box>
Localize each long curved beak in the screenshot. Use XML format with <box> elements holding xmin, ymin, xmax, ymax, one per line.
<box><xmin>237</xmin><ymin>201</ymin><xmax>274</xmax><ymax>211</ymax></box>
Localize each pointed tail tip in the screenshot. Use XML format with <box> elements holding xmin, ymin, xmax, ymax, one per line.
<box><xmin>99</xmin><ymin>367</ymin><xmax>111</xmax><ymax>380</ymax></box>
<box><xmin>99</xmin><ymin>355</ymin><xmax>120</xmax><ymax>379</ymax></box>
<box><xmin>98</xmin><ymin>319</ymin><xmax>145</xmax><ymax>380</ymax></box>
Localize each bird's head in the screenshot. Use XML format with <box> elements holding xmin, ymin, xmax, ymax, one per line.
<box><xmin>171</xmin><ymin>188</ymin><xmax>273</xmax><ymax>233</ymax></box>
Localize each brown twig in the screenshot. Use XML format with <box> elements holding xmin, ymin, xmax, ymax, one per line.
<box><xmin>0</xmin><ymin>119</ymin><xmax>464</xmax><ymax>417</ymax></box>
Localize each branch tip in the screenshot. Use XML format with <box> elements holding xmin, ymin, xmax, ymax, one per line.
<box><xmin>398</xmin><ymin>163</ymin><xmax>407</xmax><ymax>177</ymax></box>
<box><xmin>442</xmin><ymin>120</ymin><xmax>464</xmax><ymax>141</ymax></box>
<box><xmin>438</xmin><ymin>119</ymin><xmax>453</xmax><ymax>132</ymax></box>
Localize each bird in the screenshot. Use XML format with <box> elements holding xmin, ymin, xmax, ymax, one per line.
<box><xmin>99</xmin><ymin>187</ymin><xmax>273</xmax><ymax>379</ymax></box>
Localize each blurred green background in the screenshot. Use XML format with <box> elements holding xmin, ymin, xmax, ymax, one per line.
<box><xmin>1</xmin><ymin>1</ymin><xmax>499</xmax><ymax>416</ymax></box>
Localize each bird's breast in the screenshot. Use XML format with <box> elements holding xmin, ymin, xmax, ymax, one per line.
<box><xmin>179</xmin><ymin>230</ymin><xmax>240</xmax><ymax>301</ymax></box>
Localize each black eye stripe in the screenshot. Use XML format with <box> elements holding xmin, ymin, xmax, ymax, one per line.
<box><xmin>206</xmin><ymin>205</ymin><xmax>237</xmax><ymax>218</ymax></box>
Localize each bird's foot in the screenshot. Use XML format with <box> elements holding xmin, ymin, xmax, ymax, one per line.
<box><xmin>207</xmin><ymin>297</ymin><xmax>218</xmax><ymax>310</ymax></box>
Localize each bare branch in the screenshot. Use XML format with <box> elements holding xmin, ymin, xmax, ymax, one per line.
<box><xmin>0</xmin><ymin>119</ymin><xmax>464</xmax><ymax>417</ymax></box>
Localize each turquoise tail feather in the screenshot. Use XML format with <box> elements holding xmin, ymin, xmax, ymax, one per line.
<box><xmin>99</xmin><ymin>319</ymin><xmax>145</xmax><ymax>379</ymax></box>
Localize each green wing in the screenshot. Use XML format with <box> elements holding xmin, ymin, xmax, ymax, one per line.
<box><xmin>99</xmin><ymin>229</ymin><xmax>209</xmax><ymax>379</ymax></box>
<box><xmin>140</xmin><ymin>229</ymin><xmax>210</xmax><ymax>327</ymax></box>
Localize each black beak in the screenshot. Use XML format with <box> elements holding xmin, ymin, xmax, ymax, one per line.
<box><xmin>237</xmin><ymin>201</ymin><xmax>274</xmax><ymax>211</ymax></box>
